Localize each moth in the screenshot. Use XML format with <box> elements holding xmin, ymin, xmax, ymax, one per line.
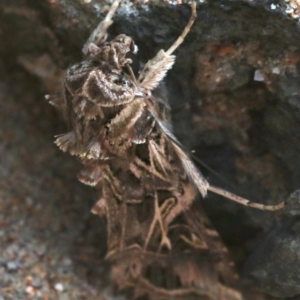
<box><xmin>48</xmin><ymin>0</ymin><xmax>286</xmax><ymax>299</ymax></box>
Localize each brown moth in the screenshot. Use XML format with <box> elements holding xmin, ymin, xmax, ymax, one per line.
<box><xmin>48</xmin><ymin>1</ymin><xmax>285</xmax><ymax>299</ymax></box>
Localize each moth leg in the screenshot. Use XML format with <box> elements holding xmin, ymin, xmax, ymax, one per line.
<box><xmin>138</xmin><ymin>2</ymin><xmax>197</xmax><ymax>90</ymax></box>
<box><xmin>208</xmin><ymin>185</ymin><xmax>286</xmax><ymax>211</ymax></box>
<box><xmin>82</xmin><ymin>0</ymin><xmax>122</xmax><ymax>54</ymax></box>
<box><xmin>143</xmin><ymin>192</ymin><xmax>171</xmax><ymax>252</ymax></box>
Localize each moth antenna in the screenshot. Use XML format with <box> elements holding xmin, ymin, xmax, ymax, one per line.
<box><xmin>166</xmin><ymin>2</ymin><xmax>197</xmax><ymax>55</ymax></box>
<box><xmin>148</xmin><ymin>104</ymin><xmax>285</xmax><ymax>212</ymax></box>
<box><xmin>208</xmin><ymin>185</ymin><xmax>286</xmax><ymax>211</ymax></box>
<box><xmin>138</xmin><ymin>2</ymin><xmax>197</xmax><ymax>90</ymax></box>
<box><xmin>82</xmin><ymin>0</ymin><xmax>122</xmax><ymax>54</ymax></box>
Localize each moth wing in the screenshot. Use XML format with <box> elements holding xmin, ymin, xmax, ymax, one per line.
<box><xmin>150</xmin><ymin>113</ymin><xmax>209</xmax><ymax>198</ymax></box>
<box><xmin>183</xmin><ymin>201</ymin><xmax>242</xmax><ymax>291</ymax></box>
<box><xmin>108</xmin><ymin>200</ymin><xmax>243</xmax><ymax>300</ymax></box>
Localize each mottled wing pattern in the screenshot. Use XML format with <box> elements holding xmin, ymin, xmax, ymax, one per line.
<box><xmin>108</xmin><ymin>201</ymin><xmax>243</xmax><ymax>300</ymax></box>
<box><xmin>50</xmin><ymin>4</ymin><xmax>243</xmax><ymax>299</ymax></box>
<box><xmin>57</xmin><ymin>54</ymin><xmax>197</xmax><ymax>253</ymax></box>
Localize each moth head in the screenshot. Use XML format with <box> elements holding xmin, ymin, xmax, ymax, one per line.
<box><xmin>112</xmin><ymin>34</ymin><xmax>138</xmax><ymax>55</ymax></box>
<box><xmin>86</xmin><ymin>34</ymin><xmax>138</xmax><ymax>70</ymax></box>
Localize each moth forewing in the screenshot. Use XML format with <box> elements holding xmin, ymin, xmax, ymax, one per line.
<box><xmin>152</xmin><ymin>116</ymin><xmax>209</xmax><ymax>198</ymax></box>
